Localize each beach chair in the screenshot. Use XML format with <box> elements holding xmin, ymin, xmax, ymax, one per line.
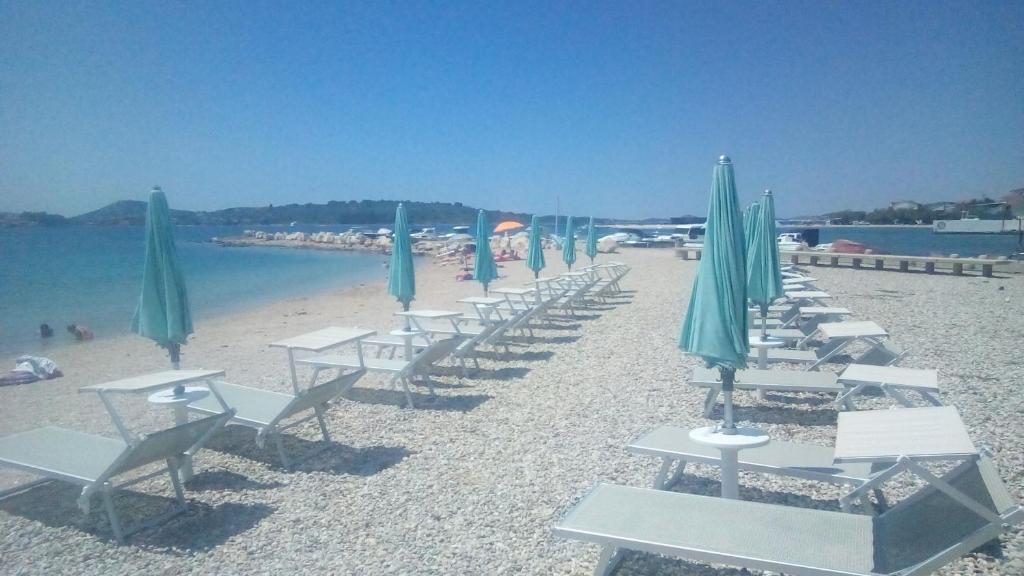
<box><xmin>554</xmin><ymin>456</ymin><xmax>1022</xmax><ymax>576</ymax></box>
<box><xmin>749</xmin><ymin>321</ymin><xmax>901</xmax><ymax>371</ymax></box>
<box><xmin>836</xmin><ymin>364</ymin><xmax>942</xmax><ymax>409</ymax></box>
<box><xmin>0</xmin><ymin>411</ymin><xmax>235</xmax><ymax>543</ymax></box>
<box><xmin>295</xmin><ymin>337</ymin><xmax>461</xmax><ymax>408</ymax></box>
<box><xmin>371</xmin><ymin>314</ymin><xmax>521</xmax><ymax>375</ymax></box>
<box><xmin>692</xmin><ymin>353</ymin><xmax>923</xmax><ymax>414</ymax></box>
<box><xmin>690</xmin><ymin>366</ymin><xmax>846</xmax><ymax>416</ymax></box>
<box><xmin>628</xmin><ymin>425</ymin><xmax>872</xmax><ymax>490</ymax></box>
<box><xmin>187</xmin><ymin>370</ymin><xmax>366</xmax><ymax>468</ymax></box>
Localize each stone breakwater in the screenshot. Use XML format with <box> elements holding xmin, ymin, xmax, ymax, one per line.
<box><xmin>214</xmin><ymin>229</ymin><xmax>428</xmax><ymax>254</ymax></box>
<box><xmin>214</xmin><ymin>229</ymin><xmax>546</xmax><ymax>257</ymax></box>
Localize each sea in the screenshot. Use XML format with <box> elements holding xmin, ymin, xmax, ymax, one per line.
<box><xmin>1</xmin><ymin>223</ymin><xmax>1020</xmax><ymax>359</ymax></box>
<box><xmin>0</xmin><ymin>225</ymin><xmax>389</xmax><ymax>358</ymax></box>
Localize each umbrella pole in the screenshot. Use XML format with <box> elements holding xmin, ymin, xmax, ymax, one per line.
<box><xmin>170</xmin><ymin>342</ymin><xmax>185</xmax><ymax>396</ymax></box>
<box><xmin>402</xmin><ymin>301</ymin><xmax>411</xmax><ymax>331</ymax></box>
<box><xmin>719</xmin><ymin>367</ymin><xmax>737</xmax><ymax>434</ymax></box>
<box><xmin>170</xmin><ymin>342</ymin><xmax>181</xmax><ymax>370</ymax></box>
<box><xmin>760</xmin><ymin>303</ymin><xmax>769</xmax><ymax>341</ymax></box>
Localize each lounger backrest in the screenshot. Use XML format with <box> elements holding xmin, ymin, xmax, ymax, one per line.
<box><xmin>815</xmin><ymin>337</ymin><xmax>845</xmax><ymax>358</ymax></box>
<box><xmin>872</xmin><ymin>457</ymin><xmax>1020</xmax><ymax>574</ymax></box>
<box><xmin>778</xmin><ymin>305</ymin><xmax>799</xmax><ymax>324</ymax></box>
<box><xmin>408</xmin><ymin>337</ymin><xmax>460</xmax><ymax>374</ymax></box>
<box><xmin>799</xmin><ymin>313</ymin><xmax>830</xmax><ymax>336</ymax></box>
<box><xmin>854</xmin><ymin>340</ymin><xmax>906</xmax><ymax>366</ymax></box>
<box><xmin>99</xmin><ymin>410</ymin><xmax>235</xmax><ymax>481</ymax></box>
<box><xmin>274</xmin><ymin>369</ymin><xmax>366</xmax><ymax>425</ymax></box>
<box><xmin>483</xmin><ymin>316</ymin><xmax>517</xmax><ymax>346</ymax></box>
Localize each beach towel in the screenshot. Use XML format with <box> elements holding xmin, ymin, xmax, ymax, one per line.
<box><xmin>0</xmin><ymin>356</ymin><xmax>63</xmax><ymax>386</ymax></box>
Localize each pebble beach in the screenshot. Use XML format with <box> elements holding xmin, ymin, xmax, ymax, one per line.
<box><xmin>1</xmin><ymin>248</ymin><xmax>1022</xmax><ymax>575</ymax></box>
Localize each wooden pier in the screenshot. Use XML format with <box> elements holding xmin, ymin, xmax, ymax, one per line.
<box><xmin>674</xmin><ymin>247</ymin><xmax>1012</xmax><ymax>277</ymax></box>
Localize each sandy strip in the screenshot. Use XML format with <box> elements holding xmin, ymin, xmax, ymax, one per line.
<box><xmin>0</xmin><ymin>248</ymin><xmax>1021</xmax><ymax>575</ymax></box>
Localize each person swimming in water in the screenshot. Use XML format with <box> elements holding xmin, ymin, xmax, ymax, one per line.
<box><xmin>66</xmin><ymin>324</ymin><xmax>94</xmax><ymax>340</ymax></box>
<box><xmin>40</xmin><ymin>324</ymin><xmax>54</xmax><ymax>338</ymax></box>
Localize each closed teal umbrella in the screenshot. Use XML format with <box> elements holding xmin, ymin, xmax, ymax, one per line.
<box><xmin>562</xmin><ymin>216</ymin><xmax>577</xmax><ymax>270</ymax></box>
<box><xmin>747</xmin><ymin>190</ymin><xmax>785</xmax><ymax>339</ymax></box>
<box><xmin>473</xmin><ymin>210</ymin><xmax>498</xmax><ymax>294</ymax></box>
<box><xmin>679</xmin><ymin>156</ymin><xmax>749</xmax><ymax>432</ymax></box>
<box><xmin>743</xmin><ymin>203</ymin><xmax>760</xmax><ymax>254</ymax></box>
<box><xmin>388</xmin><ymin>204</ymin><xmax>416</xmax><ymax>321</ymax></box>
<box><xmin>585</xmin><ymin>216</ymin><xmax>598</xmax><ymax>265</ymax></box>
<box><xmin>526</xmin><ymin>215</ymin><xmax>546</xmax><ymax>279</ymax></box>
<box><xmin>131</xmin><ymin>187</ymin><xmax>193</xmax><ymax>375</ymax></box>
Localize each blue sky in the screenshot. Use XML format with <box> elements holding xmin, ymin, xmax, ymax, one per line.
<box><xmin>2</xmin><ymin>1</ymin><xmax>1022</xmax><ymax>219</ymax></box>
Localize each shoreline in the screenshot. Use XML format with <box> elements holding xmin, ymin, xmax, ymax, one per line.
<box><xmin>0</xmin><ymin>264</ymin><xmax>391</xmax><ymax>365</ymax></box>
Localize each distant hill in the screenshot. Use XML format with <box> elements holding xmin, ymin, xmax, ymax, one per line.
<box><xmin>71</xmin><ymin>200</ymin><xmax>199</xmax><ymax>226</ymax></box>
<box><xmin>5</xmin><ymin>199</ymin><xmax>608</xmax><ymax>228</ymax></box>
<box><xmin>0</xmin><ymin>198</ymin><xmax>639</xmax><ymax>228</ymax></box>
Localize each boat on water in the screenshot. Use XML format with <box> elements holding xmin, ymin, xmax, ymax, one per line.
<box><xmin>597</xmin><ymin>224</ymin><xmax>705</xmax><ymax>248</ymax></box>
<box><xmin>410</xmin><ymin>227</ymin><xmax>437</xmax><ymax>240</ymax></box>
<box><xmin>777</xmin><ymin>232</ymin><xmax>806</xmax><ymax>251</ymax></box>
<box><xmin>777</xmin><ymin>229</ymin><xmax>821</xmax><ymax>251</ymax></box>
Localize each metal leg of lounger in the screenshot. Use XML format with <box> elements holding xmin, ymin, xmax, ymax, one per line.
<box><xmin>665</xmin><ymin>460</ymin><xmax>686</xmax><ymax>490</ymax></box>
<box><xmin>809</xmin><ymin>337</ymin><xmax>854</xmax><ymax>371</ymax></box>
<box><xmin>654</xmin><ymin>458</ymin><xmax>687</xmax><ymax>490</ymax></box>
<box><xmin>918</xmin><ymin>390</ymin><xmax>942</xmax><ymax>406</ymax></box>
<box><xmin>594</xmin><ymin>545</ymin><xmax>623</xmax><ymax>576</ymax></box>
<box><xmin>399</xmin><ymin>376</ymin><xmax>416</xmax><ymax>409</ymax></box>
<box><xmin>703</xmin><ymin>386</ymin><xmax>720</xmax><ymax>418</ymax></box>
<box><xmin>654</xmin><ymin>459</ymin><xmax>673</xmax><ymax>489</ymax></box>
<box><xmin>835</xmin><ymin>383</ymin><xmax>867</xmax><ymax>411</ymax></box>
<box><xmin>313</xmin><ymin>405</ymin><xmax>331</xmax><ymax>443</ymax></box>
<box><xmin>274</xmin><ymin>433</ymin><xmax>291</xmax><ymax>469</ymax></box>
<box><xmin>840</xmin><ymin>461</ymin><xmax>905</xmax><ymax>513</ymax></box>
<box><xmin>168</xmin><ymin>458</ymin><xmax>186</xmax><ymax>506</ymax></box>
<box><xmin>101</xmin><ymin>484</ymin><xmax>125</xmax><ymax>544</ymax></box>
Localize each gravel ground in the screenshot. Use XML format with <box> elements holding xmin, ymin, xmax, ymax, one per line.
<box><xmin>0</xmin><ymin>248</ymin><xmax>1021</xmax><ymax>575</ymax></box>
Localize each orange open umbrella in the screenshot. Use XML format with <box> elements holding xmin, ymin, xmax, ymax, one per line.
<box><xmin>494</xmin><ymin>220</ymin><xmax>524</xmax><ymax>233</ymax></box>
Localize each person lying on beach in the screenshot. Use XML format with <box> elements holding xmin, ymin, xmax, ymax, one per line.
<box><xmin>66</xmin><ymin>324</ymin><xmax>94</xmax><ymax>340</ymax></box>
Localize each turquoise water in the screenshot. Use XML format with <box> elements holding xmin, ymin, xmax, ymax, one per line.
<box><xmin>805</xmin><ymin>226</ymin><xmax>1023</xmax><ymax>257</ymax></box>
<box><xmin>0</xmin><ymin>226</ymin><xmax>389</xmax><ymax>358</ymax></box>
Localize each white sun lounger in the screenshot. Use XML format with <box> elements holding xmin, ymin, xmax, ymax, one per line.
<box><xmin>690</xmin><ymin>366</ymin><xmax>845</xmax><ymax>416</ymax></box>
<box><xmin>295</xmin><ymin>337</ymin><xmax>461</xmax><ymax>408</ymax></box>
<box><xmin>837</xmin><ymin>364</ymin><xmax>941</xmax><ymax>409</ymax></box>
<box><xmin>0</xmin><ymin>411</ymin><xmax>235</xmax><ymax>543</ymax></box>
<box><xmin>370</xmin><ymin>313</ymin><xmax>520</xmax><ymax>375</ymax></box>
<box><xmin>187</xmin><ymin>370</ymin><xmax>366</xmax><ymax>468</ymax></box>
<box><xmin>627</xmin><ymin>425</ymin><xmax>872</xmax><ymax>490</ymax></box>
<box><xmin>555</xmin><ymin>455</ymin><xmax>1022</xmax><ymax>576</ymax></box>
<box><xmin>749</xmin><ymin>322</ymin><xmax>902</xmax><ymax>371</ymax></box>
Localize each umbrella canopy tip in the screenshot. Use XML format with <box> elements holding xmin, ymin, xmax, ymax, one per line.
<box><xmin>718</xmin><ymin>155</ymin><xmax>731</xmax><ymax>164</ymax></box>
